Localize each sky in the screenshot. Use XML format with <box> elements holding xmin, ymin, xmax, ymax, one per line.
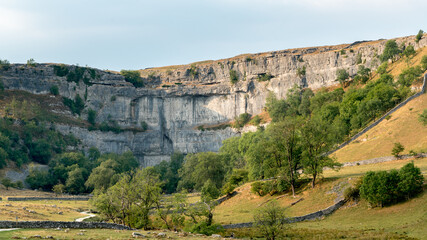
<box><xmin>0</xmin><ymin>0</ymin><xmax>426</xmax><ymax>71</ymax></box>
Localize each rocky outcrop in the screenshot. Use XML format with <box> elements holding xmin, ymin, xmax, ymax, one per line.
<box><xmin>1</xmin><ymin>35</ymin><xmax>425</xmax><ymax>166</ymax></box>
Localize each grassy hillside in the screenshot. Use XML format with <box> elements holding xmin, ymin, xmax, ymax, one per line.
<box><xmin>332</xmin><ymin>93</ymin><xmax>427</xmax><ymax>163</ymax></box>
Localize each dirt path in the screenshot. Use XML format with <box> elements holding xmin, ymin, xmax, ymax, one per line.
<box><xmin>75</xmin><ymin>212</ymin><xmax>96</xmax><ymax>222</ymax></box>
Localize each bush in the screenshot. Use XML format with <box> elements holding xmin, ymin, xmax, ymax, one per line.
<box><xmin>359</xmin><ymin>163</ymin><xmax>424</xmax><ymax>207</ymax></box>
<box><xmin>415</xmin><ymin>29</ymin><xmax>424</xmax><ymax>43</ymax></box>
<box><xmin>140</xmin><ymin>121</ymin><xmax>148</xmax><ymax>131</ymax></box>
<box><xmin>354</xmin><ymin>65</ymin><xmax>371</xmax><ymax>84</ymax></box>
<box><xmin>233</xmin><ymin>113</ymin><xmax>251</xmax><ymax>128</ymax></box>
<box><xmin>398</xmin><ymin>66</ymin><xmax>423</xmax><ymax>87</ymax></box>
<box><xmin>403</xmin><ymin>45</ymin><xmax>416</xmax><ymax>57</ymax></box>
<box><xmin>251</xmin><ymin>181</ymin><xmax>266</xmax><ymax>196</ymax></box>
<box><xmin>0</xmin><ymin>59</ymin><xmax>11</xmax><ymax>71</ymax></box>
<box><xmin>229</xmin><ymin>70</ymin><xmax>239</xmax><ymax>84</ymax></box>
<box><xmin>380</xmin><ymin>40</ymin><xmax>401</xmax><ymax>62</ymax></box>
<box><xmin>258</xmin><ymin>73</ymin><xmax>273</xmax><ymax>82</ymax></box>
<box><xmin>27</xmin><ymin>58</ymin><xmax>36</xmax><ymax>67</ymax></box>
<box><xmin>419</xmin><ymin>109</ymin><xmax>427</xmax><ymax>125</ymax></box>
<box><xmin>53</xmin><ymin>65</ymin><xmax>69</xmax><ymax>77</ymax></box>
<box><xmin>49</xmin><ymin>85</ymin><xmax>59</xmax><ymax>96</ymax></box>
<box><xmin>87</xmin><ymin>109</ymin><xmax>96</xmax><ymax>126</ymax></box>
<box><xmin>62</xmin><ymin>94</ymin><xmax>85</xmax><ymax>115</ymax></box>
<box><xmin>296</xmin><ymin>66</ymin><xmax>306</xmax><ymax>77</ymax></box>
<box><xmin>120</xmin><ymin>70</ymin><xmax>143</xmax><ymax>87</ymax></box>
<box><xmin>187</xmin><ymin>221</ymin><xmax>224</xmax><ymax>236</ymax></box>
<box><xmin>336</xmin><ymin>69</ymin><xmax>349</xmax><ymax>87</ymax></box>
<box><xmin>250</xmin><ymin>115</ymin><xmax>262</xmax><ymax>126</ymax></box>
<box><xmin>376</xmin><ymin>62</ymin><xmax>388</xmax><ymax>75</ymax></box>
<box><xmin>421</xmin><ymin>55</ymin><xmax>427</xmax><ymax>71</ymax></box>
<box><xmin>392</xmin><ymin>142</ymin><xmax>404</xmax><ymax>158</ymax></box>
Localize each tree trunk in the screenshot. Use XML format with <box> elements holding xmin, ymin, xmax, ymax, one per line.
<box><xmin>312</xmin><ymin>173</ymin><xmax>317</xmax><ymax>188</ymax></box>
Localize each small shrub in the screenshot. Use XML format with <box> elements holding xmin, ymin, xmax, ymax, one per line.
<box><xmin>392</xmin><ymin>142</ymin><xmax>404</xmax><ymax>158</ymax></box>
<box><xmin>87</xmin><ymin>109</ymin><xmax>96</xmax><ymax>126</ymax></box>
<box><xmin>27</xmin><ymin>58</ymin><xmax>36</xmax><ymax>67</ymax></box>
<box><xmin>187</xmin><ymin>222</ymin><xmax>224</xmax><ymax>236</ymax></box>
<box><xmin>49</xmin><ymin>85</ymin><xmax>59</xmax><ymax>95</ymax></box>
<box><xmin>298</xmin><ymin>57</ymin><xmax>304</xmax><ymax>62</ymax></box>
<box><xmin>53</xmin><ymin>64</ymin><xmax>69</xmax><ymax>77</ymax></box>
<box><xmin>356</xmin><ymin>53</ymin><xmax>362</xmax><ymax>64</ymax></box>
<box><xmin>349</xmin><ymin>49</ymin><xmax>354</xmax><ymax>53</ymax></box>
<box><xmin>296</xmin><ymin>66</ymin><xmax>306</xmax><ymax>77</ymax></box>
<box><xmin>418</xmin><ymin>109</ymin><xmax>427</xmax><ymax>125</ymax></box>
<box><xmin>250</xmin><ymin>115</ymin><xmax>262</xmax><ymax>126</ymax></box>
<box><xmin>186</xmin><ymin>64</ymin><xmax>199</xmax><ymax>78</ymax></box>
<box><xmin>253</xmin><ymin>201</ymin><xmax>287</xmax><ymax>240</ymax></box>
<box><xmin>110</xmin><ymin>95</ymin><xmax>117</xmax><ymax>102</ymax></box>
<box><xmin>258</xmin><ymin>73</ymin><xmax>273</xmax><ymax>82</ymax></box>
<box><xmin>0</xmin><ymin>59</ymin><xmax>11</xmax><ymax>71</ymax></box>
<box><xmin>140</xmin><ymin>121</ymin><xmax>148</xmax><ymax>131</ymax></box>
<box><xmin>408</xmin><ymin>150</ymin><xmax>418</xmax><ymax>157</ymax></box>
<box><xmin>421</xmin><ymin>55</ymin><xmax>427</xmax><ymax>71</ymax></box>
<box><xmin>340</xmin><ymin>49</ymin><xmax>346</xmax><ymax>55</ymax></box>
<box><xmin>15</xmin><ymin>181</ymin><xmax>24</xmax><ymax>189</ymax></box>
<box><xmin>62</xmin><ymin>95</ymin><xmax>85</xmax><ymax>115</ymax></box>
<box><xmin>120</xmin><ymin>70</ymin><xmax>143</xmax><ymax>87</ymax></box>
<box><xmin>415</xmin><ymin>29</ymin><xmax>424</xmax><ymax>43</ymax></box>
<box><xmin>229</xmin><ymin>70</ymin><xmax>239</xmax><ymax>84</ymax></box>
<box><xmin>385</xmin><ymin>115</ymin><xmax>391</xmax><ymax>121</ymax></box>
<box><xmin>197</xmin><ymin>125</ymin><xmax>205</xmax><ymax>131</ymax></box>
<box><xmin>233</xmin><ymin>113</ymin><xmax>251</xmax><ymax>128</ymax></box>
<box><xmin>344</xmin><ymin>186</ymin><xmax>360</xmax><ymax>201</ymax></box>
<box><xmin>376</xmin><ymin>62</ymin><xmax>388</xmax><ymax>75</ymax></box>
<box><xmin>403</xmin><ymin>45</ymin><xmax>416</xmax><ymax>57</ymax></box>
<box><xmin>251</xmin><ymin>181</ymin><xmax>266</xmax><ymax>196</ymax></box>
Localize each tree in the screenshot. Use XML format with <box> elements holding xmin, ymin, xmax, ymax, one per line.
<box><xmin>65</xmin><ymin>167</ymin><xmax>86</xmax><ymax>194</ymax></box>
<box><xmin>1</xmin><ymin>178</ymin><xmax>14</xmax><ymax>190</ymax></box>
<box><xmin>380</xmin><ymin>40</ymin><xmax>401</xmax><ymax>62</ymax></box>
<box><xmin>265</xmin><ymin>120</ymin><xmax>301</xmax><ymax>197</ymax></box>
<box><xmin>392</xmin><ymin>142</ymin><xmax>404</xmax><ymax>158</ymax></box>
<box><xmin>415</xmin><ymin>29</ymin><xmax>424</xmax><ymax>43</ymax></box>
<box><xmin>91</xmin><ymin>168</ymin><xmax>162</xmax><ymax>229</ymax></box>
<box><xmin>253</xmin><ymin>201</ymin><xmax>287</xmax><ymax>240</ymax></box>
<box><xmin>201</xmin><ymin>179</ymin><xmax>220</xmax><ymax>202</ymax></box>
<box><xmin>301</xmin><ymin>117</ymin><xmax>341</xmax><ymax>188</ymax></box>
<box><xmin>398</xmin><ymin>162</ymin><xmax>424</xmax><ymax>199</ymax></box>
<box><xmin>130</xmin><ymin>167</ymin><xmax>162</xmax><ymax>229</ymax></box>
<box><xmin>178</xmin><ymin>152</ymin><xmax>226</xmax><ymax>191</ymax></box>
<box><xmin>52</xmin><ymin>183</ymin><xmax>65</xmax><ymax>195</ymax></box>
<box><xmin>336</xmin><ymin>69</ymin><xmax>350</xmax><ymax>87</ymax></box>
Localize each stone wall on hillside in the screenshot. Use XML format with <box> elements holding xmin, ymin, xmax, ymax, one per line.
<box><xmin>0</xmin><ymin>221</ymin><xmax>132</xmax><ymax>230</ymax></box>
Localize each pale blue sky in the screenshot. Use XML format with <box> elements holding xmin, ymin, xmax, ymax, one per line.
<box><xmin>0</xmin><ymin>0</ymin><xmax>425</xmax><ymax>71</ymax></box>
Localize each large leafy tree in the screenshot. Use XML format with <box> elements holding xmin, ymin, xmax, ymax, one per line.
<box><xmin>301</xmin><ymin>117</ymin><xmax>341</xmax><ymax>188</ymax></box>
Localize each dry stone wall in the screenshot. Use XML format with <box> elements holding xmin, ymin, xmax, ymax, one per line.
<box><xmin>0</xmin><ymin>221</ymin><xmax>132</xmax><ymax>230</ymax></box>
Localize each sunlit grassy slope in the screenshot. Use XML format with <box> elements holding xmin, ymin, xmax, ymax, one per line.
<box><xmin>332</xmin><ymin>93</ymin><xmax>427</xmax><ymax>163</ymax></box>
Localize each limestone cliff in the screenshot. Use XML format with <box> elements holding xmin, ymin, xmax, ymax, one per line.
<box><xmin>1</xmin><ymin>35</ymin><xmax>425</xmax><ymax>166</ymax></box>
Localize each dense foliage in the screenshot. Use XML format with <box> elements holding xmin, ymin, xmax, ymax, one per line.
<box><xmin>120</xmin><ymin>70</ymin><xmax>143</xmax><ymax>87</ymax></box>
<box><xmin>359</xmin><ymin>162</ymin><xmax>424</xmax><ymax>207</ymax></box>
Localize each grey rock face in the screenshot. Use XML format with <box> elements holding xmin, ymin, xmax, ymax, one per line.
<box><xmin>1</xmin><ymin>36</ymin><xmax>425</xmax><ymax>166</ymax></box>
